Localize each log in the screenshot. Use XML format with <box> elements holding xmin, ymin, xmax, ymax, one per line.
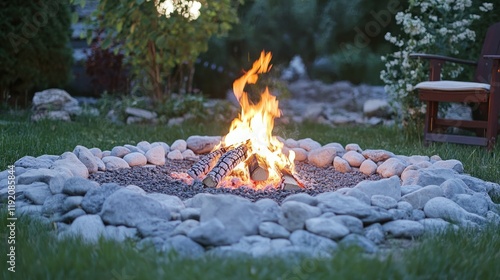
<box><xmin>203</xmin><ymin>144</ymin><xmax>248</xmax><ymax>188</ymax></box>
<box><xmin>248</xmin><ymin>154</ymin><xmax>269</xmax><ymax>181</ymax></box>
<box><xmin>187</xmin><ymin>147</ymin><xmax>226</xmax><ymax>180</ymax></box>
<box><xmin>279</xmin><ymin>170</ymin><xmax>304</xmax><ymax>190</ymax></box>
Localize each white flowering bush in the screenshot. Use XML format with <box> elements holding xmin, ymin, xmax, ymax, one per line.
<box><xmin>380</xmin><ymin>0</ymin><xmax>493</xmax><ymax>127</ymax></box>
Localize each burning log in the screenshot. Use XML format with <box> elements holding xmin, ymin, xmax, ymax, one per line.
<box><xmin>203</xmin><ymin>144</ymin><xmax>248</xmax><ymax>188</ymax></box>
<box><xmin>187</xmin><ymin>147</ymin><xmax>227</xmax><ymax>180</ymax></box>
<box><xmin>247</xmin><ymin>154</ymin><xmax>269</xmax><ymax>181</ymax></box>
<box><xmin>279</xmin><ymin>170</ymin><xmax>304</xmax><ymax>190</ymax></box>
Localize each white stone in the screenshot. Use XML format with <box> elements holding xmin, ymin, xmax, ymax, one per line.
<box><xmin>145</xmin><ymin>145</ymin><xmax>166</xmax><ymax>165</ymax></box>
<box><xmin>361</xmin><ymin>149</ymin><xmax>395</xmax><ymax>162</ymax></box>
<box><xmin>377</xmin><ymin>158</ymin><xmax>407</xmax><ymax>178</ymax></box>
<box><xmin>345</xmin><ymin>143</ymin><xmax>362</xmax><ymax>153</ymax></box>
<box><xmin>307</xmin><ymin>147</ymin><xmax>337</xmax><ymax>167</ymax></box>
<box><xmin>167</xmin><ymin>150</ymin><xmax>183</xmax><ymax>160</ymax></box>
<box><xmin>110</xmin><ymin>146</ymin><xmax>131</xmax><ymax>158</ymax></box>
<box><xmin>136</xmin><ymin>141</ymin><xmax>152</xmax><ymax>152</ymax></box>
<box><xmin>284</xmin><ymin>138</ymin><xmax>299</xmax><ymax>148</ymax></box>
<box><xmin>432</xmin><ymin>159</ymin><xmax>464</xmax><ymax>173</ymax></box>
<box><xmin>51</xmin><ymin>152</ymin><xmax>89</xmax><ymax>178</ymax></box>
<box><xmin>171</xmin><ymin>139</ymin><xmax>187</xmax><ymax>152</ymax></box>
<box><xmin>298</xmin><ymin>138</ymin><xmax>321</xmax><ymax>151</ymax></box>
<box><xmin>359</xmin><ymin>159</ymin><xmax>377</xmax><ymax>175</ymax></box>
<box><xmin>352</xmin><ymin>176</ymin><xmax>401</xmax><ymax>200</ymax></box>
<box><xmin>123</xmin><ymin>152</ymin><xmax>147</xmax><ymax>167</ymax></box>
<box><xmin>291</xmin><ymin>148</ymin><xmax>308</xmax><ymax>161</ymax></box>
<box><xmin>333</xmin><ymin>156</ymin><xmax>351</xmax><ymax>173</ymax></box>
<box><xmin>342</xmin><ymin>151</ymin><xmax>365</xmax><ymax>167</ymax></box>
<box><xmin>73</xmin><ymin>145</ymin><xmax>98</xmax><ymax>173</ymax></box>
<box><xmin>102</xmin><ymin>156</ymin><xmax>130</xmax><ymax>171</ymax></box>
<box><xmin>181</xmin><ymin>149</ymin><xmax>198</xmax><ymax>160</ymax></box>
<box><xmin>186</xmin><ymin>135</ymin><xmax>221</xmax><ymax>154</ymax></box>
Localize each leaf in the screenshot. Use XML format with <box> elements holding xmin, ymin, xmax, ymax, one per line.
<box><xmin>155</xmin><ymin>35</ymin><xmax>166</xmax><ymax>46</ymax></box>
<box><xmin>102</xmin><ymin>37</ymin><xmax>112</xmax><ymax>49</ymax></box>
<box><xmin>117</xmin><ymin>21</ymin><xmax>123</xmax><ymax>33</ymax></box>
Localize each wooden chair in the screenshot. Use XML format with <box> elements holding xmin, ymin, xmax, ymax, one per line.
<box><xmin>410</xmin><ymin>22</ymin><xmax>500</xmax><ymax>150</ymax></box>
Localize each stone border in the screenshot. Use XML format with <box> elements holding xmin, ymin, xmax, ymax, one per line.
<box><xmin>1</xmin><ymin>136</ymin><xmax>500</xmax><ymax>258</ymax></box>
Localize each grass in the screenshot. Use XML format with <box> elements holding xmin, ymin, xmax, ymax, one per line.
<box><xmin>0</xmin><ymin>110</ymin><xmax>499</xmax><ymax>279</ymax></box>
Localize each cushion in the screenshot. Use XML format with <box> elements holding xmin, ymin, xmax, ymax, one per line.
<box><xmin>415</xmin><ymin>81</ymin><xmax>490</xmax><ymax>91</ymax></box>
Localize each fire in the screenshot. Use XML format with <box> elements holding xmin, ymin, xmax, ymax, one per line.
<box><xmin>218</xmin><ymin>51</ymin><xmax>295</xmax><ymax>189</ymax></box>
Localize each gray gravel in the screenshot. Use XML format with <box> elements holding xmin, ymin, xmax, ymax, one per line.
<box><xmin>89</xmin><ymin>159</ymin><xmax>381</xmax><ymax>204</ymax></box>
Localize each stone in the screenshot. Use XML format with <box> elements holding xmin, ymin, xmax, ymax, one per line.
<box><xmin>342</xmin><ymin>151</ymin><xmax>365</xmax><ymax>167</ymax></box>
<box><xmin>363</xmin><ymin>99</ymin><xmax>391</xmax><ymax>118</ymax></box>
<box><xmin>361</xmin><ymin>149</ymin><xmax>395</xmax><ymax>162</ymax></box>
<box><xmin>62</xmin><ymin>196</ymin><xmax>83</xmax><ymax>213</ymax></box>
<box><xmin>188</xmin><ymin>218</ymin><xmax>229</xmax><ymax>246</ymax></box>
<box><xmin>181</xmin><ymin>149</ymin><xmax>198</xmax><ymax>160</ymax></box>
<box><xmin>298</xmin><ymin>138</ymin><xmax>321</xmax><ymax>151</ymax></box>
<box><xmin>316</xmin><ymin>192</ymin><xmax>372</xmax><ymax>218</ymax></box>
<box><xmin>95</xmin><ymin>157</ymin><xmax>106</xmax><ymax>171</ymax></box>
<box><xmin>363</xmin><ymin>223</ymin><xmax>385</xmax><ymax>244</ymax></box>
<box><xmin>282</xmin><ymin>193</ymin><xmax>318</xmax><ymax>206</ymax></box>
<box><xmin>24</xmin><ymin>184</ymin><xmax>52</xmax><ymax>205</ymax></box>
<box><xmin>32</xmin><ymin>89</ymin><xmax>76</xmax><ymax>108</ymax></box>
<box><xmin>459</xmin><ymin>175</ymin><xmax>495</xmax><ymax>193</ymax></box>
<box><xmin>333</xmin><ymin>156</ymin><xmax>352</xmax><ymax>173</ymax></box>
<box><xmin>454</xmin><ymin>193</ymin><xmax>489</xmax><ymax>216</ymax></box>
<box><xmin>199</xmin><ymin>194</ymin><xmax>262</xmax><ymax>244</ymax></box>
<box><xmin>432</xmin><ymin>159</ymin><xmax>464</xmax><ymax>173</ymax></box>
<box><xmin>152</xmin><ymin>142</ymin><xmax>170</xmax><ymax>154</ymax></box>
<box><xmin>377</xmin><ymin>158</ymin><xmax>407</xmax><ymax>177</ymax></box>
<box><xmin>344</xmin><ymin>188</ymin><xmax>371</xmax><ymax>205</ymax></box>
<box><xmin>402</xmin><ymin>185</ymin><xmax>444</xmax><ymax>209</ymax></box>
<box><xmin>62</xmin><ymin>177</ymin><xmax>99</xmax><ymax>196</ymax></box>
<box><xmin>339</xmin><ymin>234</ymin><xmax>378</xmax><ymax>253</ymax></box>
<box><xmin>323</xmin><ymin>142</ymin><xmax>345</xmax><ymax>153</ymax></box>
<box><xmin>278</xmin><ymin>201</ymin><xmax>322</xmax><ymax>231</ymax></box>
<box><xmin>402</xmin><ymin>168</ymin><xmax>458</xmax><ymax>186</ymax></box>
<box><xmin>255</xmin><ymin>198</ymin><xmax>283</xmax><ymax>222</ymax></box>
<box><xmin>305</xmin><ymin>217</ymin><xmax>350</xmax><ymax>240</ymax></box>
<box><xmin>81</xmin><ymin>183</ymin><xmax>122</xmax><ymax>214</ymax></box>
<box><xmin>412</xmin><ymin>209</ymin><xmax>426</xmax><ymax>221</ymax></box>
<box><xmin>32</xmin><ymin>110</ymin><xmax>71</xmax><ymax>121</ymax></box>
<box><xmin>17</xmin><ymin>168</ymin><xmax>57</xmax><ymax>185</ymax></box>
<box><xmin>136</xmin><ymin>219</ymin><xmax>179</xmax><ymax>238</ymax></box>
<box><xmin>360</xmin><ymin>207</ymin><xmax>393</xmax><ymax>224</ymax></box>
<box><xmin>258</xmin><ymin>222</ymin><xmax>291</xmax><ymax>239</ymax></box>
<box><xmin>104</xmin><ymin>226</ymin><xmax>138</xmax><ymax>242</ymax></box>
<box><xmin>65</xmin><ymin>214</ymin><xmax>105</xmax><ymax>243</ymax></box>
<box><xmin>14</xmin><ymin>156</ymin><xmax>52</xmax><ymax>169</ymax></box>
<box><xmin>401</xmin><ymin>185</ymin><xmax>422</xmax><ymax>196</ymax></box>
<box><xmin>123</xmin><ymin>152</ymin><xmax>147</xmax><ymax>166</ymax></box>
<box><xmin>382</xmin><ymin>220</ymin><xmax>424</xmax><ymax>238</ymax></box>
<box><xmin>102</xmin><ymin>156</ymin><xmax>130</xmax><ymax>171</ymax></box>
<box><xmin>371</xmin><ymin>195</ymin><xmax>398</xmax><ymax>209</ymax></box>
<box><xmin>56</xmin><ymin>208</ymin><xmax>86</xmax><ymax>223</ymax></box>
<box><xmin>307</xmin><ymin>147</ymin><xmax>337</xmax><ymax>167</ymax></box>
<box><xmin>284</xmin><ymin>138</ymin><xmax>299</xmax><ymax>148</ymax></box>
<box><xmin>100</xmin><ymin>189</ymin><xmax>171</xmax><ymax>227</ymax></box>
<box><xmin>408</xmin><ymin>155</ymin><xmax>430</xmax><ymax>165</ymax></box>
<box><xmin>440</xmin><ymin>179</ymin><xmax>468</xmax><ymax>199</ymax></box>
<box><xmin>89</xmin><ymin>148</ymin><xmax>103</xmax><ymax>159</ymax></box>
<box><xmin>147</xmin><ymin>193</ymin><xmax>185</xmax><ymax>212</ymax></box>
<box><xmin>163</xmin><ymin>235</ymin><xmax>205</xmax><ymax>258</ymax></box>
<box><xmin>345</xmin><ymin>143</ymin><xmax>362</xmax><ymax>153</ymax></box>
<box><xmin>167</xmin><ymin>150</ymin><xmax>183</xmax><ymax>160</ymax></box>
<box><xmin>110</xmin><ymin>146</ymin><xmax>131</xmax><ymax>158</ymax></box>
<box><xmin>289</xmin><ymin>230</ymin><xmax>338</xmax><ymax>253</ymax></box>
<box><xmin>291</xmin><ymin>148</ymin><xmax>308</xmax><ymax>161</ymax></box>
<box><xmin>124</xmin><ymin>144</ymin><xmax>144</xmax><ymax>154</ymax></box>
<box><xmin>51</xmin><ymin>152</ymin><xmax>89</xmax><ymax>178</ymax></box>
<box><xmin>145</xmin><ymin>145</ymin><xmax>166</xmax><ymax>165</ymax></box>
<box><xmin>171</xmin><ymin>139</ymin><xmax>187</xmax><ymax>152</ymax></box>
<box><xmin>41</xmin><ymin>193</ymin><xmax>67</xmax><ymax>217</ymax></box>
<box><xmin>419</xmin><ymin>218</ymin><xmax>457</xmax><ymax>233</ymax></box>
<box><xmin>125</xmin><ymin>107</ymin><xmax>157</xmax><ymax>119</ymax></box>
<box><xmin>330</xmin><ymin>215</ymin><xmax>364</xmax><ymax>234</ymax></box>
<box><xmin>134</xmin><ymin>141</ymin><xmax>151</xmax><ymax>153</ymax></box>
<box><xmin>73</xmin><ymin>145</ymin><xmax>98</xmax><ymax>173</ymax></box>
<box><xmin>180</xmin><ymin>208</ymin><xmax>201</xmax><ymax>221</ymax></box>
<box><xmin>424</xmin><ymin>197</ymin><xmax>486</xmax><ymax>226</ymax></box>
<box><xmin>171</xmin><ymin>219</ymin><xmax>199</xmax><ymax>236</ymax></box>
<box><xmin>125</xmin><ymin>185</ymin><xmax>146</xmax><ymax>195</ymax></box>
<box><xmin>186</xmin><ymin>135</ymin><xmax>221</xmax><ymax>154</ymax></box>
<box><xmin>352</xmin><ymin>176</ymin><xmax>401</xmax><ymax>200</ymax></box>
<box><xmin>359</xmin><ymin>159</ymin><xmax>378</xmax><ymax>175</ymax></box>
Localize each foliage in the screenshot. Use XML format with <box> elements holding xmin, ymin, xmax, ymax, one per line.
<box><xmin>0</xmin><ymin>0</ymin><xmax>73</xmax><ymax>107</ymax></box>
<box><xmin>380</xmin><ymin>0</ymin><xmax>493</xmax><ymax>128</ymax></box>
<box><xmin>84</xmin><ymin>30</ymin><xmax>129</xmax><ymax>95</ymax></box>
<box><xmin>82</xmin><ymin>0</ymin><xmax>242</xmax><ymax>101</ymax></box>
<box><xmin>155</xmin><ymin>93</ymin><xmax>207</xmax><ymax>119</ymax></box>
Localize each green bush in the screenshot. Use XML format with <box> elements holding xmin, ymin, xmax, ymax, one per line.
<box><xmin>0</xmin><ymin>0</ymin><xmax>73</xmax><ymax>107</ymax></box>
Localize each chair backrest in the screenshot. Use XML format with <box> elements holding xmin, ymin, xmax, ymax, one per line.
<box><xmin>475</xmin><ymin>22</ymin><xmax>500</xmax><ymax>84</ymax></box>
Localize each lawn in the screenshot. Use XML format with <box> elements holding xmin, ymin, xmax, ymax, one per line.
<box><xmin>0</xmin><ymin>111</ymin><xmax>499</xmax><ymax>279</ymax></box>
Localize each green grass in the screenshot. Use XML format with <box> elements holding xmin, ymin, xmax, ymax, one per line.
<box><xmin>0</xmin><ymin>111</ymin><xmax>499</xmax><ymax>279</ymax></box>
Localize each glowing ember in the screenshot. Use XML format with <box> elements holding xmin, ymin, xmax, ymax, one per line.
<box><xmin>216</xmin><ymin>51</ymin><xmax>296</xmax><ymax>189</ymax></box>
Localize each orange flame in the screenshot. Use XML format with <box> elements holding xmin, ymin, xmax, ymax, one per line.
<box><xmin>220</xmin><ymin>51</ymin><xmax>295</xmax><ymax>189</ymax></box>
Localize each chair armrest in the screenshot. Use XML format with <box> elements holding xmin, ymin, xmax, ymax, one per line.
<box><xmin>410</xmin><ymin>53</ymin><xmax>477</xmax><ymax>66</ymax></box>
<box><xmin>483</xmin><ymin>54</ymin><xmax>500</xmax><ymax>60</ymax></box>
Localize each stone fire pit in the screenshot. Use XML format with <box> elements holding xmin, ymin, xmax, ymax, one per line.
<box><xmin>1</xmin><ymin>135</ymin><xmax>499</xmax><ymax>258</ymax></box>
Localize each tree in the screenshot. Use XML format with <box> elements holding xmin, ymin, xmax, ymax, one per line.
<box><xmin>85</xmin><ymin>0</ymin><xmax>243</xmax><ymax>101</ymax></box>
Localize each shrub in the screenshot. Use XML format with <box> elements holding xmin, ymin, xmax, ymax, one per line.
<box><xmin>380</xmin><ymin>0</ymin><xmax>493</xmax><ymax>129</ymax></box>
<box><xmin>0</xmin><ymin>0</ymin><xmax>73</xmax><ymax>107</ymax></box>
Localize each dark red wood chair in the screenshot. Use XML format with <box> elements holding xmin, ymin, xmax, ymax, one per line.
<box><xmin>410</xmin><ymin>22</ymin><xmax>500</xmax><ymax>150</ymax></box>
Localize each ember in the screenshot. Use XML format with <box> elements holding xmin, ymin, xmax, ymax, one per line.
<box><xmin>187</xmin><ymin>51</ymin><xmax>299</xmax><ymax>189</ymax></box>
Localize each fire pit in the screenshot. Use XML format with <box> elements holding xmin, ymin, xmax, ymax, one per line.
<box><xmin>2</xmin><ymin>53</ymin><xmax>500</xmax><ymax>259</ymax></box>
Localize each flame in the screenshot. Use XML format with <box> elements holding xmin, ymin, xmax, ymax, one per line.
<box><xmin>219</xmin><ymin>51</ymin><xmax>295</xmax><ymax>189</ymax></box>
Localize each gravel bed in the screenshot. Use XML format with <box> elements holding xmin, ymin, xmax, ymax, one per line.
<box><xmin>89</xmin><ymin>159</ymin><xmax>381</xmax><ymax>204</ymax></box>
